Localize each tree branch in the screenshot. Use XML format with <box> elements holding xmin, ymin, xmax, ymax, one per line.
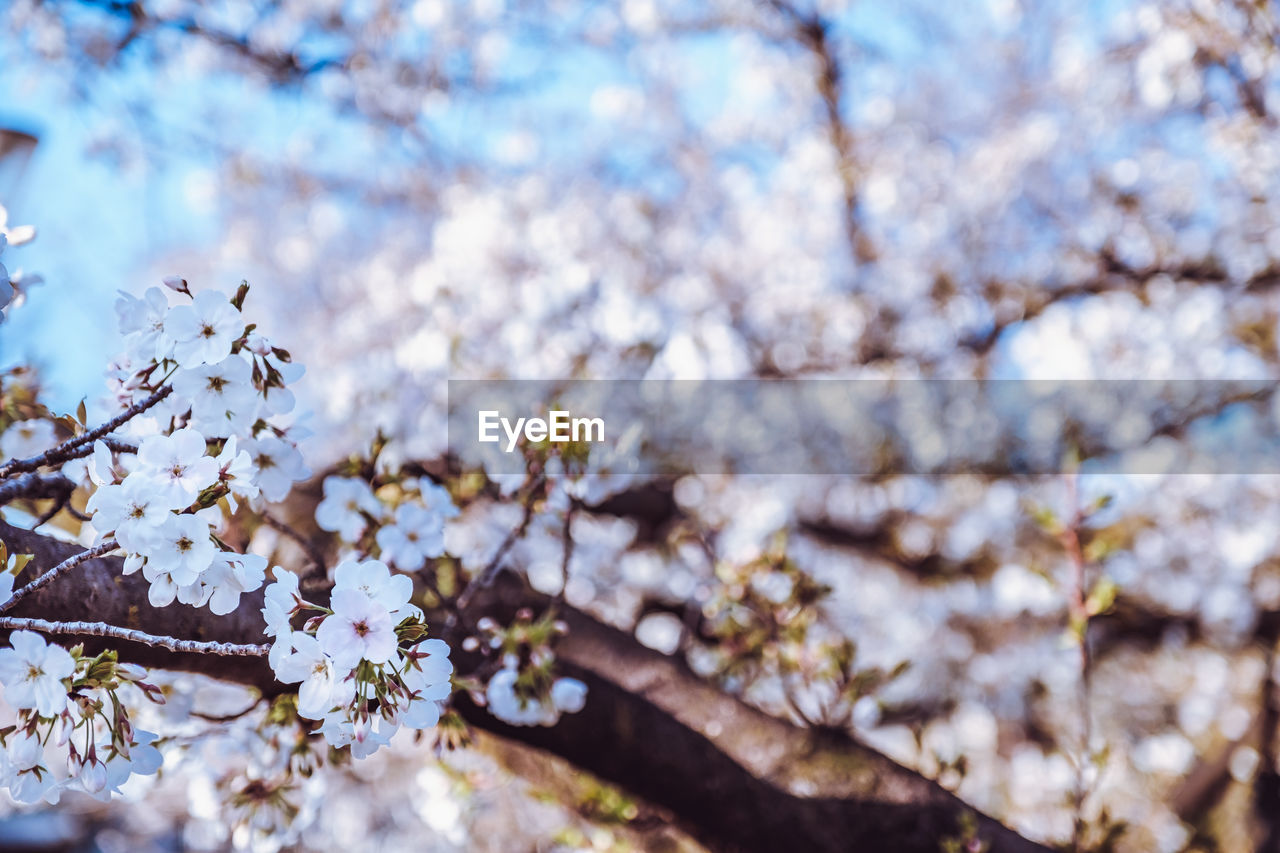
<box><xmin>0</xmin><ymin>386</ymin><xmax>171</xmax><ymax>479</ymax></box>
<box><xmin>0</xmin><ymin>539</ymin><xmax>119</xmax><ymax>613</ymax></box>
<box><xmin>0</xmin><ymin>472</ymin><xmax>76</xmax><ymax>507</ymax></box>
<box><xmin>0</xmin><ymin>519</ymin><xmax>1052</xmax><ymax>853</ymax></box>
<box><xmin>0</xmin><ymin>617</ymin><xmax>268</xmax><ymax>656</ymax></box>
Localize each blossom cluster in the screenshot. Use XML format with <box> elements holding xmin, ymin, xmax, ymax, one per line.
<box><xmin>467</xmin><ymin>612</ymin><xmax>587</xmax><ymax>727</ymax></box>
<box><xmin>0</xmin><ymin>631</ymin><xmax>162</xmax><ymax>804</ymax></box>
<box><xmin>314</xmin><ymin>473</ymin><xmax>458</xmax><ymax>570</ymax></box>
<box><xmin>263</xmin><ymin>558</ymin><xmax>453</xmax><ymax>756</ymax></box>
<box><xmin>76</xmin><ymin>282</ymin><xmax>310</xmax><ymax>610</ymax></box>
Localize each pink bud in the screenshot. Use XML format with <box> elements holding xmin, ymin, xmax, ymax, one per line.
<box><xmin>162</xmin><ymin>275</ymin><xmax>190</xmax><ymax>295</ymax></box>
<box><xmin>116</xmin><ymin>662</ymin><xmax>147</xmax><ymax>682</ymax></box>
<box><xmin>246</xmin><ymin>333</ymin><xmax>272</xmax><ymax>356</ymax></box>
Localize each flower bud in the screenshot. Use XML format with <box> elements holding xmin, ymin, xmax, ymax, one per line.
<box><xmin>79</xmin><ymin>759</ymin><xmax>108</xmax><ymax>794</ymax></box>
<box><xmin>115</xmin><ymin>662</ymin><xmax>147</xmax><ymax>682</ymax></box>
<box><xmin>245</xmin><ymin>332</ymin><xmax>272</xmax><ymax>356</ymax></box>
<box><xmin>7</xmin><ymin>732</ymin><xmax>42</xmax><ymax>771</ymax></box>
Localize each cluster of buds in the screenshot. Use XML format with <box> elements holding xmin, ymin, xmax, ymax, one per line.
<box><xmin>0</xmin><ymin>633</ymin><xmax>164</xmax><ymax>804</ymax></box>
<box><xmin>462</xmin><ymin>610</ymin><xmax>587</xmax><ymax>727</ymax></box>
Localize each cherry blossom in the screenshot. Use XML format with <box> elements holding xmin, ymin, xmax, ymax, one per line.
<box><xmin>86</xmin><ymin>440</ymin><xmax>128</xmax><ymax>487</ymax></box>
<box><xmin>275</xmin><ymin>633</ymin><xmax>347</xmax><ymax>720</ymax></box>
<box><xmin>550</xmin><ymin>678</ymin><xmax>588</xmax><ymax>714</ymax></box>
<box><xmin>262</xmin><ymin>568</ymin><xmax>300</xmax><ymax>637</ymax></box>
<box><xmin>85</xmin><ymin>474</ymin><xmax>170</xmax><ymax>550</ymax></box>
<box><xmin>163</xmin><ymin>289</ymin><xmax>243</xmax><ymax>367</ymax></box>
<box><xmin>172</xmin><ymin>355</ymin><xmax>258</xmax><ymax>435</ymax></box>
<box><xmin>242</xmin><ymin>435</ymin><xmax>309</xmax><ymax>502</ymax></box>
<box><xmin>114</xmin><ymin>287</ymin><xmax>172</xmax><ymax>361</ymax></box>
<box><xmin>485</xmin><ymin>666</ymin><xmax>554</xmax><ymax>727</ymax></box>
<box><xmin>331</xmin><ymin>559</ymin><xmax>416</xmax><ymax>620</ymax></box>
<box><xmin>135</xmin><ymin>428</ymin><xmax>219</xmax><ymax>507</ymax></box>
<box><xmin>0</xmin><ymin>631</ymin><xmax>74</xmax><ymax>717</ymax></box>
<box><xmin>315</xmin><ymin>476</ymin><xmax>382</xmax><ymax>541</ymax></box>
<box><xmin>0</xmin><ymin>418</ymin><xmax>55</xmax><ymax>461</ymax></box>
<box><xmin>420</xmin><ymin>481</ymin><xmax>461</xmax><ymax>522</ymax></box>
<box><xmin>391</xmin><ymin>640</ymin><xmax>453</xmax><ymax>729</ymax></box>
<box><xmin>375</xmin><ymin>502</ymin><xmax>446</xmax><ymax>570</ymax></box>
<box><xmin>139</xmin><ymin>514</ymin><xmax>217</xmax><ymax>605</ymax></box>
<box><xmin>214</xmin><ymin>435</ymin><xmax>259</xmax><ymax>510</ymax></box>
<box><xmin>262</xmin><ymin>568</ymin><xmax>301</xmax><ymax>669</ymax></box>
<box><xmin>182</xmin><ymin>552</ymin><xmax>267</xmax><ymax>615</ymax></box>
<box><xmin>315</xmin><ymin>588</ymin><xmax>398</xmax><ymax>669</ymax></box>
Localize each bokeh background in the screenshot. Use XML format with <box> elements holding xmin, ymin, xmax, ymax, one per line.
<box><xmin>4</xmin><ymin>0</ymin><xmax>1280</xmax><ymax>851</ymax></box>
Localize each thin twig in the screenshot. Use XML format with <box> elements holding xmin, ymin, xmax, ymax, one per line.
<box><xmin>557</xmin><ymin>497</ymin><xmax>578</xmax><ymax>605</ymax></box>
<box><xmin>261</xmin><ymin>512</ymin><xmax>326</xmax><ymax>579</ymax></box>
<box><xmin>0</xmin><ymin>386</ymin><xmax>171</xmax><ymax>479</ymax></box>
<box><xmin>30</xmin><ymin>494</ymin><xmax>71</xmax><ymax>530</ymax></box>
<box><xmin>0</xmin><ymin>617</ymin><xmax>268</xmax><ymax>656</ymax></box>
<box><xmin>453</xmin><ymin>474</ymin><xmax>545</xmax><ymax>618</ymax></box>
<box><xmin>0</xmin><ymin>540</ymin><xmax>120</xmax><ymax>614</ymax></box>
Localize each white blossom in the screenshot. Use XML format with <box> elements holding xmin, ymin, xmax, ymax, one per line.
<box><xmin>242</xmin><ymin>435</ymin><xmax>309</xmax><ymax>502</ymax></box>
<box><xmin>182</xmin><ymin>552</ymin><xmax>267</xmax><ymax>615</ymax></box>
<box><xmin>315</xmin><ymin>476</ymin><xmax>382</xmax><ymax>541</ymax></box>
<box><xmin>0</xmin><ymin>631</ymin><xmax>74</xmax><ymax>717</ymax></box>
<box><xmin>275</xmin><ymin>633</ymin><xmax>348</xmax><ymax>719</ymax></box>
<box><xmin>163</xmin><ymin>289</ymin><xmax>242</xmax><ymax>367</ymax></box>
<box><xmin>392</xmin><ymin>639</ymin><xmax>453</xmax><ymax>729</ymax></box>
<box><xmin>139</xmin><ymin>514</ymin><xmax>216</xmax><ymax>605</ymax></box>
<box><xmin>75</xmin><ymin>759</ymin><xmax>108</xmax><ymax>795</ymax></box>
<box><xmin>86</xmin><ymin>440</ymin><xmax>127</xmax><ymax>487</ymax></box>
<box><xmin>315</xmin><ymin>589</ymin><xmax>398</xmax><ymax>669</ymax></box>
<box><xmin>484</xmin><ymin>666</ymin><xmax>588</xmax><ymax>727</ymax></box>
<box><xmin>5</xmin><ymin>732</ymin><xmax>42</xmax><ymax>772</ymax></box>
<box><xmin>420</xmin><ymin>481</ymin><xmax>460</xmax><ymax>521</ymax></box>
<box><xmin>135</xmin><ymin>428</ymin><xmax>219</xmax><ymax>508</ymax></box>
<box><xmin>262</xmin><ymin>569</ymin><xmax>300</xmax><ymax>637</ymax></box>
<box><xmin>215</xmin><ymin>435</ymin><xmax>260</xmax><ymax>511</ymax></box>
<box><xmin>331</xmin><ymin>559</ymin><xmax>415</xmax><ymax>619</ymax></box>
<box><xmin>172</xmin><ymin>355</ymin><xmax>258</xmax><ymax>435</ymax></box>
<box><xmin>484</xmin><ymin>666</ymin><xmax>554</xmax><ymax>726</ymax></box>
<box><xmin>375</xmin><ymin>502</ymin><xmax>446</xmax><ymax>570</ymax></box>
<box><xmin>550</xmin><ymin>677</ymin><xmax>588</xmax><ymax>714</ymax></box>
<box><xmin>3</xmin><ymin>760</ymin><xmax>59</xmax><ymax>805</ymax></box>
<box><xmin>0</xmin><ymin>419</ymin><xmax>55</xmax><ymax>460</ymax></box>
<box><xmin>114</xmin><ymin>287</ymin><xmax>172</xmax><ymax>361</ymax></box>
<box><xmin>85</xmin><ymin>473</ymin><xmax>170</xmax><ymax>551</ymax></box>
<box><xmin>348</xmin><ymin>715</ymin><xmax>396</xmax><ymax>759</ymax></box>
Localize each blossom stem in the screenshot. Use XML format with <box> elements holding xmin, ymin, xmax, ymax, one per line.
<box><xmin>0</xmin><ymin>386</ymin><xmax>172</xmax><ymax>479</ymax></box>
<box><xmin>0</xmin><ymin>616</ymin><xmax>269</xmax><ymax>656</ymax></box>
<box><xmin>0</xmin><ymin>540</ymin><xmax>120</xmax><ymax>614</ymax></box>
